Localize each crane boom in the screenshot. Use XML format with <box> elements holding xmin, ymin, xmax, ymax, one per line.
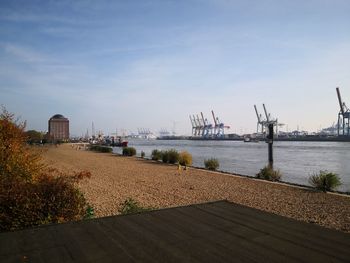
<box><xmin>254</xmin><ymin>105</ymin><xmax>261</xmax><ymax>122</ymax></box>
<box><xmin>189</xmin><ymin>115</ymin><xmax>195</xmax><ymax>127</ymax></box>
<box><xmin>196</xmin><ymin>115</ymin><xmax>202</xmax><ymax>126</ymax></box>
<box><xmin>263</xmin><ymin>104</ymin><xmax>269</xmax><ymax>122</ymax></box>
<box><xmin>192</xmin><ymin>115</ymin><xmax>198</xmax><ymax>126</ymax></box>
<box><xmin>200</xmin><ymin>112</ymin><xmax>206</xmax><ymax>124</ymax></box>
<box><xmin>211</xmin><ymin>110</ymin><xmax>218</xmax><ymax>126</ymax></box>
<box><xmin>336</xmin><ymin>87</ymin><xmax>345</xmax><ymax>115</ymax></box>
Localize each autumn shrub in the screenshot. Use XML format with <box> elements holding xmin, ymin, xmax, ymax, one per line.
<box><xmin>204</xmin><ymin>158</ymin><xmax>219</xmax><ymax>171</ymax></box>
<box><xmin>309</xmin><ymin>170</ymin><xmax>341</xmax><ymax>192</ymax></box>
<box><xmin>0</xmin><ymin>171</ymin><xmax>92</xmax><ymax>231</ymax></box>
<box><xmin>118</xmin><ymin>198</ymin><xmax>152</xmax><ymax>215</ymax></box>
<box><xmin>0</xmin><ymin>107</ymin><xmax>93</xmax><ymax>231</ymax></box>
<box><xmin>179</xmin><ymin>151</ymin><xmax>192</xmax><ymax>167</ymax></box>
<box><xmin>0</xmin><ymin>107</ymin><xmax>42</xmax><ymax>181</ymax></box>
<box><xmin>256</xmin><ymin>166</ymin><xmax>281</xmax><ymax>181</ymax></box>
<box><xmin>122</xmin><ymin>147</ymin><xmax>136</xmax><ymax>156</ymax></box>
<box><xmin>89</xmin><ymin>145</ymin><xmax>113</xmax><ymax>153</ymax></box>
<box><xmin>151</xmin><ymin>149</ymin><xmax>162</xmax><ymax>161</ymax></box>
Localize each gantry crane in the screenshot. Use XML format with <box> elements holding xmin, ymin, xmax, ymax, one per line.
<box><xmin>254</xmin><ymin>105</ymin><xmax>266</xmax><ymax>134</ymax></box>
<box><xmin>211</xmin><ymin>110</ymin><xmax>230</xmax><ymax>138</ymax></box>
<box><xmin>201</xmin><ymin>112</ymin><xmax>212</xmax><ymax>137</ymax></box>
<box><xmin>336</xmin><ymin>87</ymin><xmax>350</xmax><ymax>136</ymax></box>
<box><xmin>189</xmin><ymin>115</ymin><xmax>196</xmax><ymax>136</ymax></box>
<box><xmin>262</xmin><ymin>104</ymin><xmax>280</xmax><ymax>136</ymax></box>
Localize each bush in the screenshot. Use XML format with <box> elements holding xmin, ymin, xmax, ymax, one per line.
<box><xmin>89</xmin><ymin>145</ymin><xmax>113</xmax><ymax>153</ymax></box>
<box><xmin>118</xmin><ymin>198</ymin><xmax>152</xmax><ymax>215</ymax></box>
<box><xmin>309</xmin><ymin>170</ymin><xmax>341</xmax><ymax>192</ymax></box>
<box><xmin>0</xmin><ymin>172</ymin><xmax>92</xmax><ymax>231</ymax></box>
<box><xmin>204</xmin><ymin>158</ymin><xmax>219</xmax><ymax>171</ymax></box>
<box><xmin>256</xmin><ymin>166</ymin><xmax>281</xmax><ymax>181</ymax></box>
<box><xmin>167</xmin><ymin>149</ymin><xmax>179</xmax><ymax>164</ymax></box>
<box><xmin>122</xmin><ymin>147</ymin><xmax>136</xmax><ymax>156</ymax></box>
<box><xmin>0</xmin><ymin>107</ymin><xmax>43</xmax><ymax>181</ymax></box>
<box><xmin>151</xmin><ymin>149</ymin><xmax>162</xmax><ymax>161</ymax></box>
<box><xmin>161</xmin><ymin>150</ymin><xmax>169</xmax><ymax>163</ymax></box>
<box><xmin>141</xmin><ymin>151</ymin><xmax>145</xmax><ymax>158</ymax></box>
<box><xmin>179</xmin><ymin>151</ymin><xmax>192</xmax><ymax>167</ymax></box>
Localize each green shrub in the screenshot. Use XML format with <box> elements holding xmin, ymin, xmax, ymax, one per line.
<box><xmin>151</xmin><ymin>149</ymin><xmax>162</xmax><ymax>161</ymax></box>
<box><xmin>167</xmin><ymin>149</ymin><xmax>179</xmax><ymax>164</ymax></box>
<box><xmin>179</xmin><ymin>151</ymin><xmax>192</xmax><ymax>167</ymax></box>
<box><xmin>89</xmin><ymin>145</ymin><xmax>113</xmax><ymax>153</ymax></box>
<box><xmin>256</xmin><ymin>166</ymin><xmax>281</xmax><ymax>181</ymax></box>
<box><xmin>0</xmin><ymin>173</ymin><xmax>92</xmax><ymax>231</ymax></box>
<box><xmin>309</xmin><ymin>171</ymin><xmax>341</xmax><ymax>192</ymax></box>
<box><xmin>204</xmin><ymin>158</ymin><xmax>219</xmax><ymax>171</ymax></box>
<box><xmin>141</xmin><ymin>151</ymin><xmax>145</xmax><ymax>158</ymax></box>
<box><xmin>118</xmin><ymin>198</ymin><xmax>152</xmax><ymax>215</ymax></box>
<box><xmin>122</xmin><ymin>147</ymin><xmax>136</xmax><ymax>156</ymax></box>
<box><xmin>161</xmin><ymin>150</ymin><xmax>169</xmax><ymax>163</ymax></box>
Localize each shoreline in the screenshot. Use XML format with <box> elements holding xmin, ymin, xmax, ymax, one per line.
<box><xmin>42</xmin><ymin>144</ymin><xmax>350</xmax><ymax>233</ymax></box>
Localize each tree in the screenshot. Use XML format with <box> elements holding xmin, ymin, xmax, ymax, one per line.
<box><xmin>25</xmin><ymin>130</ymin><xmax>44</xmax><ymax>144</ymax></box>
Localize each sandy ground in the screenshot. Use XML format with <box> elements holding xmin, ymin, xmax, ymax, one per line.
<box><xmin>42</xmin><ymin>144</ymin><xmax>350</xmax><ymax>233</ymax></box>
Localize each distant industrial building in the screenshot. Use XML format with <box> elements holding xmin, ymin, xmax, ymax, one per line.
<box><xmin>48</xmin><ymin>114</ymin><xmax>69</xmax><ymax>140</ymax></box>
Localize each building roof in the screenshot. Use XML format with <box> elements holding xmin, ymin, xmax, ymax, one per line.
<box><xmin>1</xmin><ymin>200</ymin><xmax>349</xmax><ymax>262</ymax></box>
<box><xmin>50</xmin><ymin>114</ymin><xmax>67</xmax><ymax>120</ymax></box>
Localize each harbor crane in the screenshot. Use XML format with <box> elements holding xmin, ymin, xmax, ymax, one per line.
<box><xmin>254</xmin><ymin>104</ymin><xmax>283</xmax><ymax>138</ymax></box>
<box><xmin>211</xmin><ymin>110</ymin><xmax>230</xmax><ymax>138</ymax></box>
<box><xmin>336</xmin><ymin>87</ymin><xmax>350</xmax><ymax>136</ymax></box>
<box><xmin>189</xmin><ymin>115</ymin><xmax>196</xmax><ymax>136</ymax></box>
<box><xmin>189</xmin><ymin>110</ymin><xmax>230</xmax><ymax>138</ymax></box>
<box><xmin>262</xmin><ymin>104</ymin><xmax>281</xmax><ymax>136</ymax></box>
<box><xmin>254</xmin><ymin>105</ymin><xmax>266</xmax><ymax>134</ymax></box>
<box><xmin>201</xmin><ymin>112</ymin><xmax>212</xmax><ymax>137</ymax></box>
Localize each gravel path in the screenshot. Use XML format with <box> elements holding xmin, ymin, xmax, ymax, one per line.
<box><xmin>42</xmin><ymin>144</ymin><xmax>350</xmax><ymax>233</ymax></box>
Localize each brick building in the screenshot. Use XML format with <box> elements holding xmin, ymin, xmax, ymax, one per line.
<box><xmin>48</xmin><ymin>114</ymin><xmax>69</xmax><ymax>140</ymax></box>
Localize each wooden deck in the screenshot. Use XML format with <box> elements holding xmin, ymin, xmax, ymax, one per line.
<box><xmin>1</xmin><ymin>200</ymin><xmax>349</xmax><ymax>262</ymax></box>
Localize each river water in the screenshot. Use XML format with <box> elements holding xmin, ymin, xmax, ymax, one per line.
<box><xmin>113</xmin><ymin>139</ymin><xmax>350</xmax><ymax>192</ymax></box>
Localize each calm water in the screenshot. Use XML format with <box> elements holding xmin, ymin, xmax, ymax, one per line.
<box><xmin>113</xmin><ymin>139</ymin><xmax>350</xmax><ymax>192</ymax></box>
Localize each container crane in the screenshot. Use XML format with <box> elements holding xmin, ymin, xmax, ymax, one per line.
<box><xmin>254</xmin><ymin>105</ymin><xmax>266</xmax><ymax>135</ymax></box>
<box><xmin>201</xmin><ymin>112</ymin><xmax>212</xmax><ymax>137</ymax></box>
<box><xmin>211</xmin><ymin>110</ymin><xmax>230</xmax><ymax>138</ymax></box>
<box><xmin>336</xmin><ymin>87</ymin><xmax>350</xmax><ymax>136</ymax></box>
<box><xmin>189</xmin><ymin>115</ymin><xmax>196</xmax><ymax>136</ymax></box>
<box><xmin>262</xmin><ymin>104</ymin><xmax>279</xmax><ymax>137</ymax></box>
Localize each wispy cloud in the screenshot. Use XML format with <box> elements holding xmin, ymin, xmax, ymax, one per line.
<box><xmin>3</xmin><ymin>43</ymin><xmax>48</xmax><ymax>63</ymax></box>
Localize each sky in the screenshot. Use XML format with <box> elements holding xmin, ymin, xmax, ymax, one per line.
<box><xmin>0</xmin><ymin>0</ymin><xmax>350</xmax><ymax>136</ymax></box>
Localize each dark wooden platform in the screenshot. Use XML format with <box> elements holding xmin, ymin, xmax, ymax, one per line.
<box><xmin>1</xmin><ymin>200</ymin><xmax>349</xmax><ymax>262</ymax></box>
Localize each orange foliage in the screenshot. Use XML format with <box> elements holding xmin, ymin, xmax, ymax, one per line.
<box><xmin>0</xmin><ymin>107</ymin><xmax>93</xmax><ymax>231</ymax></box>
<box><xmin>0</xmin><ymin>107</ymin><xmax>42</xmax><ymax>181</ymax></box>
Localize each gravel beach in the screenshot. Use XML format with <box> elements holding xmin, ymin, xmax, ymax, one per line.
<box><xmin>42</xmin><ymin>144</ymin><xmax>350</xmax><ymax>233</ymax></box>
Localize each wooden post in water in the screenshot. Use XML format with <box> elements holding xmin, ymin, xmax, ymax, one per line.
<box><xmin>267</xmin><ymin>123</ymin><xmax>274</xmax><ymax>169</ymax></box>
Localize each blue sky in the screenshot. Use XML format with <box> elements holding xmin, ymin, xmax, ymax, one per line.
<box><xmin>1</xmin><ymin>0</ymin><xmax>350</xmax><ymax>136</ymax></box>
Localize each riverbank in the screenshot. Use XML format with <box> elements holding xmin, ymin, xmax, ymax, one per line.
<box><xmin>42</xmin><ymin>144</ymin><xmax>350</xmax><ymax>233</ymax></box>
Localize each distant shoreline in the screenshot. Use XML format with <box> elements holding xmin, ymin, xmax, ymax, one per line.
<box><xmin>156</xmin><ymin>136</ymin><xmax>350</xmax><ymax>142</ymax></box>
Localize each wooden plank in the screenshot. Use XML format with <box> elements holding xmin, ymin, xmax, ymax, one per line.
<box><xmin>169</xmin><ymin>205</ymin><xmax>301</xmax><ymax>263</ymax></box>
<box><xmin>201</xmin><ymin>201</ymin><xmax>350</xmax><ymax>250</ymax></box>
<box><xmin>213</xmin><ymin>201</ymin><xmax>350</xmax><ymax>244</ymax></box>
<box><xmin>98</xmin><ymin>214</ymin><xmax>197</xmax><ymax>262</ymax></box>
<box><xmin>147</xmin><ymin>205</ymin><xmax>293</xmax><ymax>263</ymax></box>
<box><xmin>195</xmin><ymin>201</ymin><xmax>350</xmax><ymax>262</ymax></box>
<box><xmin>0</xmin><ymin>201</ymin><xmax>349</xmax><ymax>263</ymax></box>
